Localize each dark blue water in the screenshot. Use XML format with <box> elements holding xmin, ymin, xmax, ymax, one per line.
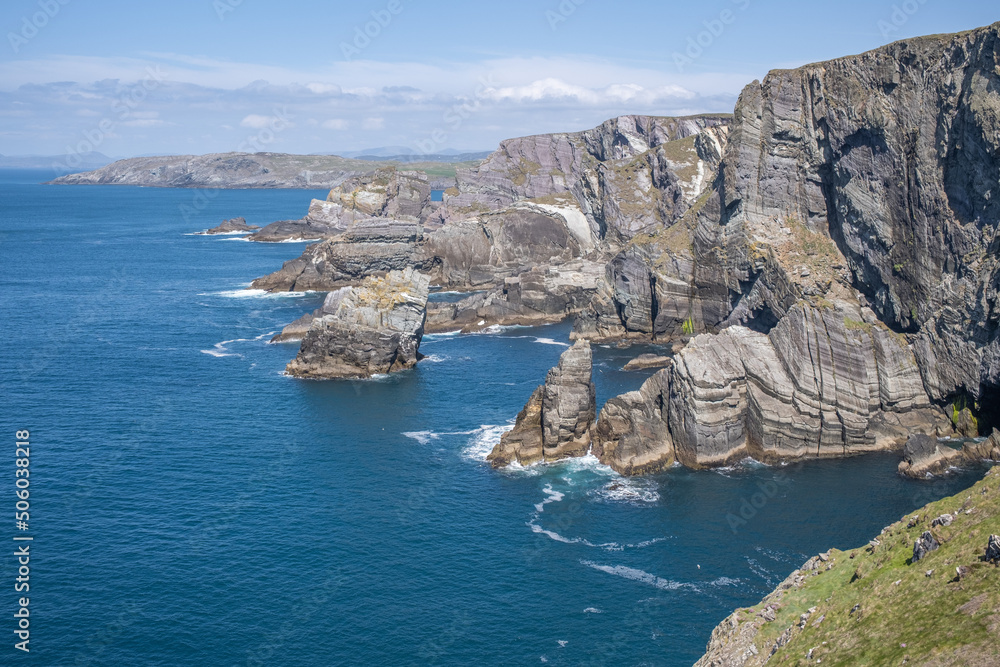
<box><xmin>0</xmin><ymin>176</ymin><xmax>988</xmax><ymax>666</ymax></box>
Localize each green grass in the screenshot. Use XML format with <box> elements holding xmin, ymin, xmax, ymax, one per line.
<box><xmin>718</xmin><ymin>468</ymin><xmax>1000</xmax><ymax>666</ymax></box>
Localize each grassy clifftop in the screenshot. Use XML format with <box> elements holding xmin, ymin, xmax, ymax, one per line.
<box><xmin>697</xmin><ymin>466</ymin><xmax>1000</xmax><ymax>666</ymax></box>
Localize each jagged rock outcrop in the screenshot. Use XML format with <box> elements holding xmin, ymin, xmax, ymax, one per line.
<box><xmin>667</xmin><ymin>301</ymin><xmax>950</xmax><ymax>469</ymax></box>
<box><xmin>962</xmin><ymin>428</ymin><xmax>1000</xmax><ymax>463</ymax></box>
<box><xmin>251</xmin><ymin>220</ymin><xmax>429</xmax><ymax>292</ymax></box>
<box><xmin>445</xmin><ymin>114</ymin><xmax>730</xmax><ymax>242</ymax></box>
<box><xmin>424</xmin><ymin>261</ymin><xmax>603</xmax><ymax>333</ymax></box>
<box><xmin>202</xmin><ymin>217</ymin><xmax>259</xmax><ymax>234</ymax></box>
<box><xmin>591</xmin><ymin>369</ymin><xmax>674</xmax><ymax>475</ymax></box>
<box><xmin>622</xmin><ymin>354</ymin><xmax>672</xmax><ymax>371</ymax></box>
<box><xmin>285</xmin><ymin>269</ymin><xmax>430</xmax><ymax>379</ymax></box>
<box><xmin>249</xmin><ymin>167</ymin><xmax>434</xmax><ymax>242</ymax></box>
<box><xmin>912</xmin><ymin>531</ymin><xmax>940</xmax><ymax>562</ymax></box>
<box><xmin>487</xmin><ymin>341</ymin><xmax>595</xmax><ymax>467</ymax></box>
<box><xmin>898</xmin><ymin>434</ymin><xmax>964</xmax><ymax>479</ymax></box>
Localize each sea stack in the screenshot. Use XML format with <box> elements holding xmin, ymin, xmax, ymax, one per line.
<box><xmin>285</xmin><ymin>268</ymin><xmax>430</xmax><ymax>379</ymax></box>
<box><xmin>488</xmin><ymin>340</ymin><xmax>596</xmax><ymax>467</ymax></box>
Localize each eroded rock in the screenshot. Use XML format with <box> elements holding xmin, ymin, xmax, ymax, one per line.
<box><xmin>285</xmin><ymin>268</ymin><xmax>430</xmax><ymax>379</ymax></box>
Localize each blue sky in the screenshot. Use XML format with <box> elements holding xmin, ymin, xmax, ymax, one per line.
<box><xmin>0</xmin><ymin>0</ymin><xmax>995</xmax><ymax>157</ymax></box>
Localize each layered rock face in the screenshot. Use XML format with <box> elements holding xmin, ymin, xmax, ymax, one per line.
<box><xmin>446</xmin><ymin>115</ymin><xmax>730</xmax><ymax>242</ymax></box>
<box><xmin>592</xmin><ymin>369</ymin><xmax>674</xmax><ymax>475</ymax></box>
<box><xmin>251</xmin><ymin>221</ymin><xmax>428</xmax><ymax>292</ymax></box>
<box><xmin>249</xmin><ymin>167</ymin><xmax>433</xmax><ymax>243</ymax></box>
<box><xmin>424</xmin><ymin>260</ymin><xmax>604</xmax><ymax>333</ymax></box>
<box><xmin>487</xmin><ymin>341</ymin><xmax>596</xmax><ymax>467</ymax></box>
<box><xmin>285</xmin><ymin>269</ymin><xmax>430</xmax><ymax>379</ymax></box>
<box><xmin>253</xmin><ymin>114</ymin><xmax>731</xmax><ymax>300</ymax></box>
<box><xmin>667</xmin><ymin>301</ymin><xmax>947</xmax><ymax>468</ymax></box>
<box><xmin>580</xmin><ymin>23</ymin><xmax>1000</xmax><ymax>432</ymax></box>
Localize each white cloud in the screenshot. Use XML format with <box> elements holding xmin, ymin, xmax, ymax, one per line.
<box><xmin>362</xmin><ymin>117</ymin><xmax>385</xmax><ymax>131</ymax></box>
<box><xmin>240</xmin><ymin>114</ymin><xmax>275</xmax><ymax>129</ymax></box>
<box><xmin>322</xmin><ymin>119</ymin><xmax>349</xmax><ymax>130</ymax></box>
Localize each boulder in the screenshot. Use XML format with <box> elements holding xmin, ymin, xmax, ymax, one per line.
<box><xmin>913</xmin><ymin>531</ymin><xmax>940</xmax><ymax>563</ymax></box>
<box><xmin>622</xmin><ymin>354</ymin><xmax>672</xmax><ymax>371</ymax></box>
<box><xmin>899</xmin><ymin>435</ymin><xmax>964</xmax><ymax>479</ymax></box>
<box><xmin>285</xmin><ymin>268</ymin><xmax>430</xmax><ymax>379</ymax></box>
<box><xmin>986</xmin><ymin>535</ymin><xmax>1000</xmax><ymax>564</ymax></box>
<box><xmin>488</xmin><ymin>340</ymin><xmax>596</xmax><ymax>467</ymax></box>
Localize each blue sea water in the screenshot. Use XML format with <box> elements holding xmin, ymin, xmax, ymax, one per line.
<box><xmin>0</xmin><ymin>173</ymin><xmax>989</xmax><ymax>666</ymax></box>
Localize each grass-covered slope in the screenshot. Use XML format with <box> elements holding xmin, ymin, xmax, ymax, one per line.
<box><xmin>696</xmin><ymin>466</ymin><xmax>1000</xmax><ymax>666</ymax></box>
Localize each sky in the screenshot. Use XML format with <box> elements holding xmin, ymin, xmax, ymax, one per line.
<box><xmin>0</xmin><ymin>0</ymin><xmax>996</xmax><ymax>158</ymax></box>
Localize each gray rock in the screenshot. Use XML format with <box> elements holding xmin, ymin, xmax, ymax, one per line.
<box><xmin>962</xmin><ymin>429</ymin><xmax>1000</xmax><ymax>463</ymax></box>
<box><xmin>931</xmin><ymin>514</ymin><xmax>954</xmax><ymax>528</ymax></box>
<box><xmin>203</xmin><ymin>217</ymin><xmax>259</xmax><ymax>234</ymax></box>
<box><xmin>285</xmin><ymin>268</ymin><xmax>430</xmax><ymax>379</ymax></box>
<box><xmin>665</xmin><ymin>301</ymin><xmax>947</xmax><ymax>469</ymax></box>
<box><xmin>913</xmin><ymin>531</ymin><xmax>939</xmax><ymax>563</ymax></box>
<box><xmin>251</xmin><ymin>220</ymin><xmax>428</xmax><ymax>292</ymax></box>
<box><xmin>424</xmin><ymin>261</ymin><xmax>603</xmax><ymax>333</ymax></box>
<box><xmin>986</xmin><ymin>535</ymin><xmax>1000</xmax><ymax>564</ymax></box>
<box><xmin>899</xmin><ymin>435</ymin><xmax>964</xmax><ymax>479</ymax></box>
<box><xmin>488</xmin><ymin>341</ymin><xmax>595</xmax><ymax>467</ymax></box>
<box><xmin>592</xmin><ymin>369</ymin><xmax>673</xmax><ymax>475</ymax></box>
<box><xmin>622</xmin><ymin>354</ymin><xmax>673</xmax><ymax>371</ymax></box>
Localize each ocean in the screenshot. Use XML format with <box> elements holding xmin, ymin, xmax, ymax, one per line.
<box><xmin>0</xmin><ymin>170</ymin><xmax>988</xmax><ymax>666</ymax></box>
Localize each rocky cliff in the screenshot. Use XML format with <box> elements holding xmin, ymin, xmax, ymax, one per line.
<box><xmin>285</xmin><ymin>268</ymin><xmax>430</xmax><ymax>379</ymax></box>
<box><xmin>581</xmin><ymin>22</ymin><xmax>1000</xmax><ymax>439</ymax></box>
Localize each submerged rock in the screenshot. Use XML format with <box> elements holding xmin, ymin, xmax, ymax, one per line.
<box><xmin>285</xmin><ymin>268</ymin><xmax>430</xmax><ymax>379</ymax></box>
<box><xmin>203</xmin><ymin>217</ymin><xmax>259</xmax><ymax>234</ymax></box>
<box><xmin>488</xmin><ymin>340</ymin><xmax>595</xmax><ymax>467</ymax></box>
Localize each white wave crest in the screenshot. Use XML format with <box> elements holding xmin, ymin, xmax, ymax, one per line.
<box><xmin>580</xmin><ymin>560</ymin><xmax>698</xmax><ymax>592</ymax></box>
<box><xmin>403</xmin><ymin>431</ymin><xmax>441</xmax><ymax>445</ymax></box>
<box><xmin>461</xmin><ymin>424</ymin><xmax>513</xmax><ymax>462</ymax></box>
